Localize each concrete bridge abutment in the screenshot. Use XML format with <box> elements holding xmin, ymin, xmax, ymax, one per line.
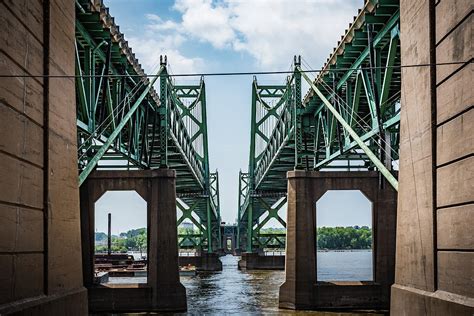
<box><xmin>279</xmin><ymin>171</ymin><xmax>397</xmax><ymax>310</ymax></box>
<box><xmin>391</xmin><ymin>1</ymin><xmax>473</xmax><ymax>314</ymax></box>
<box><xmin>79</xmin><ymin>170</ymin><xmax>187</xmax><ymax>313</ymax></box>
<box><xmin>0</xmin><ymin>0</ymin><xmax>88</xmax><ymax>313</ymax></box>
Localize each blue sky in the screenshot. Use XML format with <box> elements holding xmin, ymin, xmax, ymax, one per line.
<box><xmin>97</xmin><ymin>0</ymin><xmax>368</xmax><ymax>233</ymax></box>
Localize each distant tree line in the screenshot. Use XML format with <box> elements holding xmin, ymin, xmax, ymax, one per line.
<box><xmin>95</xmin><ymin>228</ymin><xmax>147</xmax><ymax>253</ymax></box>
<box><xmin>259</xmin><ymin>226</ymin><xmax>372</xmax><ymax>250</ymax></box>
<box><xmin>317</xmin><ymin>226</ymin><xmax>372</xmax><ymax>250</ymax></box>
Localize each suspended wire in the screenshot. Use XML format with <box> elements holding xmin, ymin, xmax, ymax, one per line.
<box><xmin>77</xmin><ymin>57</ymin><xmax>163</xmax><ymax>160</ymax></box>
<box><xmin>0</xmin><ymin>61</ymin><xmax>469</xmax><ymax>78</ymax></box>
<box><xmin>318</xmin><ymin>78</ymin><xmax>400</xmax><ymax>167</ymax></box>
<box><xmin>77</xmin><ymin>77</ymin><xmax>146</xmax><ymax>153</ymax></box>
<box><xmin>300</xmin><ymin>57</ymin><xmax>400</xmax><ymax>167</ymax></box>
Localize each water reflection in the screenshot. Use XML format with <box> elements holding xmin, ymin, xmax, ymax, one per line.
<box><xmin>107</xmin><ymin>252</ymin><xmax>375</xmax><ymax>314</ymax></box>
<box><xmin>179</xmin><ymin>255</ymin><xmax>291</xmax><ymax>315</ymax></box>
<box><xmin>180</xmin><ymin>254</ymin><xmax>373</xmax><ymax>315</ymax></box>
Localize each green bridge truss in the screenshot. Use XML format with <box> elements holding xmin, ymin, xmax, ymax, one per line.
<box><xmin>238</xmin><ymin>0</ymin><xmax>401</xmax><ymax>252</ymax></box>
<box><xmin>75</xmin><ymin>0</ymin><xmax>221</xmax><ymax>252</ymax></box>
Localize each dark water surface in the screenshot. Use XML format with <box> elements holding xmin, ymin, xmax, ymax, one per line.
<box><xmin>107</xmin><ymin>252</ymin><xmax>374</xmax><ymax>314</ymax></box>
<box><xmin>178</xmin><ymin>252</ymin><xmax>373</xmax><ymax>315</ymax></box>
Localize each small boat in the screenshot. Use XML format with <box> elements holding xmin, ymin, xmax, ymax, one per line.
<box><xmin>179</xmin><ymin>264</ymin><xmax>196</xmax><ymax>276</ymax></box>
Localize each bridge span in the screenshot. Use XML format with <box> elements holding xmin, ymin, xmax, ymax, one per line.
<box><xmin>0</xmin><ymin>0</ymin><xmax>472</xmax><ymax>314</ymax></box>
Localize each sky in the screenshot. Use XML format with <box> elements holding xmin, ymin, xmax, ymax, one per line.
<box><xmin>96</xmin><ymin>0</ymin><xmax>368</xmax><ymax>233</ymax></box>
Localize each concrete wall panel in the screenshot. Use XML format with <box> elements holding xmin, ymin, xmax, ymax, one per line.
<box><xmin>0</xmin><ymin>254</ymin><xmax>44</xmax><ymax>305</ymax></box>
<box><xmin>438</xmin><ymin>251</ymin><xmax>474</xmax><ymax>297</ymax></box>
<box><xmin>0</xmin><ymin>255</ymin><xmax>14</xmax><ymax>304</ymax></box>
<box><xmin>0</xmin><ymin>152</ymin><xmax>43</xmax><ymax>209</ymax></box>
<box><xmin>0</xmin><ymin>5</ymin><xmax>44</xmax><ymax>77</ymax></box>
<box><xmin>0</xmin><ymin>55</ymin><xmax>44</xmax><ymax>125</ymax></box>
<box><xmin>437</xmin><ymin>204</ymin><xmax>474</xmax><ymax>250</ymax></box>
<box><xmin>437</xmin><ymin>156</ymin><xmax>473</xmax><ymax>207</ymax></box>
<box><xmin>435</xmin><ymin>0</ymin><xmax>472</xmax><ymax>44</ymax></box>
<box><xmin>0</xmin><ymin>104</ymin><xmax>43</xmax><ymax>166</ymax></box>
<box><xmin>437</xmin><ymin>108</ymin><xmax>473</xmax><ymax>166</ymax></box>
<box><xmin>436</xmin><ymin>14</ymin><xmax>472</xmax><ymax>84</ymax></box>
<box><xmin>12</xmin><ymin>253</ymin><xmax>44</xmax><ymax>301</ymax></box>
<box><xmin>0</xmin><ymin>205</ymin><xmax>43</xmax><ymax>252</ymax></box>
<box><xmin>2</xmin><ymin>0</ymin><xmax>44</xmax><ymax>42</ymax></box>
<box><xmin>436</xmin><ymin>63</ymin><xmax>472</xmax><ymax>124</ymax></box>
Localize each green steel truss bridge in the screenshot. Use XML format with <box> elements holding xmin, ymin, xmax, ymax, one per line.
<box><xmin>238</xmin><ymin>0</ymin><xmax>401</xmax><ymax>252</ymax></box>
<box><xmin>75</xmin><ymin>0</ymin><xmax>221</xmax><ymax>252</ymax></box>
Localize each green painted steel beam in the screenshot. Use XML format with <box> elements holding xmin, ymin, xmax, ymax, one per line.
<box><xmin>300</xmin><ymin>67</ymin><xmax>398</xmax><ymax>191</ymax></box>
<box><xmin>78</xmin><ymin>66</ymin><xmax>163</xmax><ymax>186</ymax></box>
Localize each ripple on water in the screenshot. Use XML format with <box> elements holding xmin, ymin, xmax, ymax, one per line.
<box><xmin>177</xmin><ymin>253</ymin><xmax>376</xmax><ymax>315</ymax></box>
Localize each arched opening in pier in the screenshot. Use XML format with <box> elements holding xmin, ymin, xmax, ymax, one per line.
<box><xmin>95</xmin><ymin>190</ymin><xmax>148</xmax><ymax>283</ymax></box>
<box><xmin>315</xmin><ymin>190</ymin><xmax>373</xmax><ymax>281</ymax></box>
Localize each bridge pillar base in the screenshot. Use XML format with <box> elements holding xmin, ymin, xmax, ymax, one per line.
<box><xmin>279</xmin><ymin>171</ymin><xmax>397</xmax><ymax>310</ymax></box>
<box><xmin>179</xmin><ymin>253</ymin><xmax>223</xmax><ymax>271</ymax></box>
<box><xmin>238</xmin><ymin>252</ymin><xmax>285</xmax><ymax>270</ymax></box>
<box><xmin>80</xmin><ymin>170</ymin><xmax>186</xmax><ymax>312</ymax></box>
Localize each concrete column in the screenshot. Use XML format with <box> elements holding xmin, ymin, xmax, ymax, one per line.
<box><xmin>279</xmin><ymin>171</ymin><xmax>397</xmax><ymax>310</ymax></box>
<box><xmin>279</xmin><ymin>171</ymin><xmax>316</xmax><ymax>309</ymax></box>
<box><xmin>80</xmin><ymin>170</ymin><xmax>186</xmax><ymax>313</ymax></box>
<box><xmin>391</xmin><ymin>0</ymin><xmax>473</xmax><ymax>314</ymax></box>
<box><xmin>0</xmin><ymin>0</ymin><xmax>87</xmax><ymax>313</ymax></box>
<box><xmin>149</xmin><ymin>170</ymin><xmax>187</xmax><ymax>309</ymax></box>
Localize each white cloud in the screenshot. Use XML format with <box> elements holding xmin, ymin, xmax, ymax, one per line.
<box><xmin>228</xmin><ymin>1</ymin><xmax>361</xmax><ymax>70</ymax></box>
<box><xmin>127</xmin><ymin>14</ymin><xmax>204</xmax><ymax>76</ymax></box>
<box><xmin>174</xmin><ymin>0</ymin><xmax>236</xmax><ymax>49</ymax></box>
<box><xmin>128</xmin><ymin>36</ymin><xmax>204</xmax><ymax>75</ymax></box>
<box><xmin>131</xmin><ymin>1</ymin><xmax>361</xmax><ymax>75</ymax></box>
<box><xmin>166</xmin><ymin>0</ymin><xmax>361</xmax><ymax>70</ymax></box>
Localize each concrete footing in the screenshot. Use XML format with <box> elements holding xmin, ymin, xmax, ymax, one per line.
<box><xmin>238</xmin><ymin>253</ymin><xmax>285</xmax><ymax>270</ymax></box>
<box><xmin>279</xmin><ymin>171</ymin><xmax>397</xmax><ymax>310</ymax></box>
<box><xmin>80</xmin><ymin>170</ymin><xmax>186</xmax><ymax>312</ymax></box>
<box><xmin>179</xmin><ymin>253</ymin><xmax>223</xmax><ymax>271</ymax></box>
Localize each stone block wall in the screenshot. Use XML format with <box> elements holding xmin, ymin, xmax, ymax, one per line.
<box><xmin>0</xmin><ymin>0</ymin><xmax>87</xmax><ymax>313</ymax></box>
<box><xmin>391</xmin><ymin>0</ymin><xmax>473</xmax><ymax>314</ymax></box>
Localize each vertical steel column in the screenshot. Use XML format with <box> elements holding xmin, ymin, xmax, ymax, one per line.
<box><xmin>246</xmin><ymin>80</ymin><xmax>258</xmax><ymax>252</ymax></box>
<box><xmin>293</xmin><ymin>56</ymin><xmax>303</xmax><ymax>169</ymax></box>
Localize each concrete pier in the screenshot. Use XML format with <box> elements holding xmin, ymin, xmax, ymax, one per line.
<box><xmin>80</xmin><ymin>170</ymin><xmax>186</xmax><ymax>312</ymax></box>
<box><xmin>279</xmin><ymin>171</ymin><xmax>397</xmax><ymax>310</ymax></box>
<box><xmin>238</xmin><ymin>253</ymin><xmax>285</xmax><ymax>270</ymax></box>
<box><xmin>179</xmin><ymin>253</ymin><xmax>223</xmax><ymax>271</ymax></box>
<box><xmin>390</xmin><ymin>1</ymin><xmax>473</xmax><ymax>314</ymax></box>
<box><xmin>0</xmin><ymin>0</ymin><xmax>88</xmax><ymax>313</ymax></box>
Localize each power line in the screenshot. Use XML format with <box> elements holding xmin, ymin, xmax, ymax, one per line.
<box><xmin>0</xmin><ymin>61</ymin><xmax>470</xmax><ymax>79</ymax></box>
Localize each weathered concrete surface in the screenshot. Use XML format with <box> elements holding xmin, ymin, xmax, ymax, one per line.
<box><xmin>80</xmin><ymin>170</ymin><xmax>187</xmax><ymax>312</ymax></box>
<box><xmin>279</xmin><ymin>171</ymin><xmax>397</xmax><ymax>310</ymax></box>
<box><xmin>391</xmin><ymin>0</ymin><xmax>473</xmax><ymax>314</ymax></box>
<box><xmin>238</xmin><ymin>253</ymin><xmax>285</xmax><ymax>270</ymax></box>
<box><xmin>0</xmin><ymin>0</ymin><xmax>87</xmax><ymax>314</ymax></box>
<box><xmin>179</xmin><ymin>253</ymin><xmax>223</xmax><ymax>271</ymax></box>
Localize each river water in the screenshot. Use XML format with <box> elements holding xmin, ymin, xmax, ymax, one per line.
<box><xmin>108</xmin><ymin>251</ymin><xmax>373</xmax><ymax>314</ymax></box>
<box><xmin>179</xmin><ymin>251</ymin><xmax>373</xmax><ymax>315</ymax></box>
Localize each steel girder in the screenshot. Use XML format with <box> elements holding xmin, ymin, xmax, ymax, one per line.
<box><xmin>75</xmin><ymin>0</ymin><xmax>220</xmax><ymax>252</ymax></box>
<box><xmin>238</xmin><ymin>0</ymin><xmax>401</xmax><ymax>252</ymax></box>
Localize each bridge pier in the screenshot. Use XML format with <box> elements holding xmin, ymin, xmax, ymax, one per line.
<box><xmin>179</xmin><ymin>252</ymin><xmax>223</xmax><ymax>271</ymax></box>
<box><xmin>80</xmin><ymin>170</ymin><xmax>186</xmax><ymax>313</ymax></box>
<box><xmin>279</xmin><ymin>171</ymin><xmax>397</xmax><ymax>310</ymax></box>
<box><xmin>238</xmin><ymin>252</ymin><xmax>285</xmax><ymax>270</ymax></box>
<box><xmin>0</xmin><ymin>0</ymin><xmax>88</xmax><ymax>314</ymax></box>
<box><xmin>391</xmin><ymin>1</ymin><xmax>473</xmax><ymax>314</ymax></box>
